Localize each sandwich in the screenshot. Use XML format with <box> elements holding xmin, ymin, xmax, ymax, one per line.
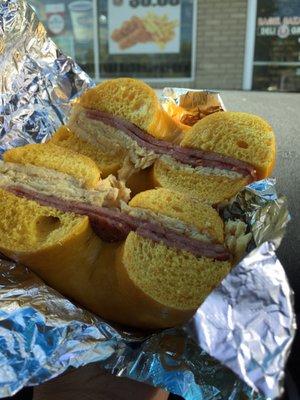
<box><xmin>2</xmin><ymin>142</ymin><xmax>130</xmax><ymax>208</ymax></box>
<box><xmin>50</xmin><ymin>125</ymin><xmax>126</xmax><ymax>178</ymax></box>
<box><xmin>3</xmin><ymin>142</ymin><xmax>101</xmax><ymax>188</ymax></box>
<box><xmin>152</xmin><ymin>111</ymin><xmax>276</xmax><ymax>203</ymax></box>
<box><xmin>0</xmin><ymin>142</ymin><xmax>233</xmax><ymax>329</ymax></box>
<box><xmin>49</xmin><ymin>78</ymin><xmax>275</xmax><ymax>202</ymax></box>
<box><xmin>109</xmin><ymin>188</ymin><xmax>232</xmax><ymax>328</ymax></box>
<box><xmin>49</xmin><ymin>78</ymin><xmax>183</xmax><ymax>182</ymax></box>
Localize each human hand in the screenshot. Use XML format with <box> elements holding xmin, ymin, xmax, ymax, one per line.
<box><xmin>33</xmin><ymin>363</ymin><xmax>169</xmax><ymax>400</ymax></box>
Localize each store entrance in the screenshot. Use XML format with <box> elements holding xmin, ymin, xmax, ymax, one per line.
<box><xmin>253</xmin><ymin>0</ymin><xmax>300</xmax><ymax>92</ymax></box>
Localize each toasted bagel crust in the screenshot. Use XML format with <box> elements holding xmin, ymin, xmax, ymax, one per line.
<box><xmin>77</xmin><ymin>78</ymin><xmax>182</xmax><ymax>141</ymax></box>
<box><xmin>152</xmin><ymin>157</ymin><xmax>250</xmax><ymax>204</ymax></box>
<box><xmin>129</xmin><ymin>188</ymin><xmax>224</xmax><ymax>243</ymax></box>
<box><xmin>4</xmin><ymin>142</ymin><xmax>101</xmax><ymax>189</ymax></box>
<box><xmin>181</xmin><ymin>111</ymin><xmax>276</xmax><ymax>179</ymax></box>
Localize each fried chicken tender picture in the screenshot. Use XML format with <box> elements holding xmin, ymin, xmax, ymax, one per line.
<box><xmin>111</xmin><ymin>13</ymin><xmax>178</xmax><ymax>50</ymax></box>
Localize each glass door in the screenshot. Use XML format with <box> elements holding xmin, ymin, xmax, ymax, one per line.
<box><xmin>253</xmin><ymin>0</ymin><xmax>300</xmax><ymax>91</ymax></box>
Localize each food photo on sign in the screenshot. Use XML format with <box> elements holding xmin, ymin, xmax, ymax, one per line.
<box><xmin>0</xmin><ymin>0</ymin><xmax>298</xmax><ymax>400</ymax></box>
<box><xmin>109</xmin><ymin>0</ymin><xmax>181</xmax><ymax>53</ymax></box>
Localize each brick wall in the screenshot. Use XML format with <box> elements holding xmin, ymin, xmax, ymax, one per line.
<box><xmin>151</xmin><ymin>0</ymin><xmax>248</xmax><ymax>91</ymax></box>
<box><xmin>195</xmin><ymin>0</ymin><xmax>248</xmax><ymax>90</ymax></box>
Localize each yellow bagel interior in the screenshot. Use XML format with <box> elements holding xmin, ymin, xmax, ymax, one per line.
<box><xmin>181</xmin><ymin>111</ymin><xmax>276</xmax><ymax>179</ymax></box>
<box><xmin>77</xmin><ymin>78</ymin><xmax>182</xmax><ymax>142</ymax></box>
<box><xmin>49</xmin><ymin>126</ymin><xmax>125</xmax><ymax>178</ymax></box>
<box><xmin>121</xmin><ymin>231</ymin><xmax>231</xmax><ymax>311</ymax></box>
<box><xmin>152</xmin><ymin>157</ymin><xmax>250</xmax><ymax>204</ymax></box>
<box><xmin>129</xmin><ymin>188</ymin><xmax>224</xmax><ymax>243</ymax></box>
<box><xmin>4</xmin><ymin>142</ymin><xmax>101</xmax><ymax>189</ymax></box>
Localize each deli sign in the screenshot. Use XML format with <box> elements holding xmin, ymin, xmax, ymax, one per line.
<box><xmin>257</xmin><ymin>16</ymin><xmax>300</xmax><ymax>38</ymax></box>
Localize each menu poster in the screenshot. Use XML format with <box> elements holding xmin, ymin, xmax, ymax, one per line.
<box><xmin>108</xmin><ymin>0</ymin><xmax>181</xmax><ymax>54</ymax></box>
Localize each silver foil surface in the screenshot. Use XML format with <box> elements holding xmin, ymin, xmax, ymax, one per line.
<box><xmin>0</xmin><ymin>1</ymin><xmax>296</xmax><ymax>399</ymax></box>
<box><xmin>0</xmin><ymin>0</ymin><xmax>92</xmax><ymax>154</ymax></box>
<box><xmin>161</xmin><ymin>87</ymin><xmax>226</xmax><ymax>127</ymax></box>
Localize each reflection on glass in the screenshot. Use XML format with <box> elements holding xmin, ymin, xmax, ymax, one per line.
<box><xmin>253</xmin><ymin>66</ymin><xmax>300</xmax><ymax>91</ymax></box>
<box><xmin>99</xmin><ymin>0</ymin><xmax>194</xmax><ymax>79</ymax></box>
<box><xmin>254</xmin><ymin>0</ymin><xmax>300</xmax><ymax>91</ymax></box>
<box><xmin>29</xmin><ymin>0</ymin><xmax>95</xmax><ymax>77</ymax></box>
<box><xmin>29</xmin><ymin>0</ymin><xmax>195</xmax><ymax>81</ymax></box>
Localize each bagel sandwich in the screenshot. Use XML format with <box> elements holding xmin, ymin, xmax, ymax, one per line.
<box><xmin>152</xmin><ymin>111</ymin><xmax>276</xmax><ymax>203</ymax></box>
<box><xmin>49</xmin><ymin>78</ymin><xmax>275</xmax><ymax>202</ymax></box>
<box><xmin>1</xmin><ymin>143</ymin><xmax>130</xmax><ymax>210</ymax></box>
<box><xmin>0</xmin><ymin>143</ymin><xmax>234</xmax><ymax>328</ymax></box>
<box><xmin>49</xmin><ymin>78</ymin><xmax>183</xmax><ymax>180</ymax></box>
<box><xmin>0</xmin><ymin>186</ymin><xmax>232</xmax><ymax>329</ymax></box>
<box><xmin>4</xmin><ymin>142</ymin><xmax>101</xmax><ymax>189</ymax></box>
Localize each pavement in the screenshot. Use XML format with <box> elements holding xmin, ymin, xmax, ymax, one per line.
<box><xmin>220</xmin><ymin>91</ymin><xmax>300</xmax><ymax>311</ymax></box>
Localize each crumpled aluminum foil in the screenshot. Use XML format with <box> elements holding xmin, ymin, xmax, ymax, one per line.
<box><xmin>0</xmin><ymin>0</ymin><xmax>92</xmax><ymax>154</ymax></box>
<box><xmin>161</xmin><ymin>87</ymin><xmax>226</xmax><ymax>126</ymax></box>
<box><xmin>0</xmin><ymin>1</ymin><xmax>296</xmax><ymax>399</ymax></box>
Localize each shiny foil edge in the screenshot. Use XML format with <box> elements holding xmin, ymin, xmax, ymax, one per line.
<box><xmin>0</xmin><ymin>259</ymin><xmax>265</xmax><ymax>400</ymax></box>
<box><xmin>162</xmin><ymin>87</ymin><xmax>226</xmax><ymax>127</ymax></box>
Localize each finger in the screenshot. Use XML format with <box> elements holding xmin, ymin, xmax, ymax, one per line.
<box><xmin>33</xmin><ymin>363</ymin><xmax>169</xmax><ymax>400</ymax></box>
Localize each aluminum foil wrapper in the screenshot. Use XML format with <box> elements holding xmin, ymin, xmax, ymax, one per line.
<box><xmin>162</xmin><ymin>87</ymin><xmax>226</xmax><ymax>127</ymax></box>
<box><xmin>0</xmin><ymin>0</ymin><xmax>92</xmax><ymax>154</ymax></box>
<box><xmin>0</xmin><ymin>1</ymin><xmax>296</xmax><ymax>399</ymax></box>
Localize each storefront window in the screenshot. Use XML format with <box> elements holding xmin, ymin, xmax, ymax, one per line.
<box><xmin>29</xmin><ymin>0</ymin><xmax>195</xmax><ymax>82</ymax></box>
<box><xmin>29</xmin><ymin>0</ymin><xmax>95</xmax><ymax>77</ymax></box>
<box><xmin>99</xmin><ymin>0</ymin><xmax>194</xmax><ymax>80</ymax></box>
<box><xmin>253</xmin><ymin>0</ymin><xmax>300</xmax><ymax>91</ymax></box>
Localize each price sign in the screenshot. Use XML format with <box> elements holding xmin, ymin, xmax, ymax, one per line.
<box><xmin>108</xmin><ymin>0</ymin><xmax>181</xmax><ymax>54</ymax></box>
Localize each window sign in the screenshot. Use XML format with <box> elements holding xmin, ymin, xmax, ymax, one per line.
<box><xmin>253</xmin><ymin>0</ymin><xmax>300</xmax><ymax>91</ymax></box>
<box><xmin>108</xmin><ymin>0</ymin><xmax>181</xmax><ymax>55</ymax></box>
<box><xmin>99</xmin><ymin>0</ymin><xmax>196</xmax><ymax>80</ymax></box>
<box><xmin>29</xmin><ymin>0</ymin><xmax>196</xmax><ymax>81</ymax></box>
